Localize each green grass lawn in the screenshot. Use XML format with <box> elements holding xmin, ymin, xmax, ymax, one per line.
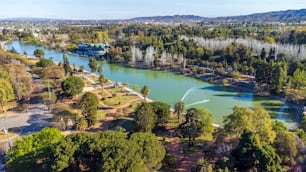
<box><xmin>97</xmin><ymin>111</ymin><xmax>107</xmax><ymax>120</ymax></box>
<box><xmin>103</xmin><ymin>94</ymin><xmax>139</xmax><ymax>107</ymax></box>
<box><xmin>167</xmin><ymin>117</ymin><xmax>180</xmax><ymax>128</ymax></box>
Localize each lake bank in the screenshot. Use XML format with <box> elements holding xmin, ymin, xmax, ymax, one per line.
<box><xmin>4</xmin><ymin>40</ymin><xmax>300</xmax><ymax>128</ymax></box>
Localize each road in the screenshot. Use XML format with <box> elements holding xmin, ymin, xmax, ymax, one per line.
<box><xmin>0</xmin><ymin>68</ymin><xmax>53</xmax><ymax>149</ymax></box>
<box><xmin>0</xmin><ymin>67</ymin><xmax>53</xmax><ymax>171</ymax></box>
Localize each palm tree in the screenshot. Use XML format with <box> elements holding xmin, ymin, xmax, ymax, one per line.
<box><xmin>72</xmin><ymin>63</ymin><xmax>77</xmax><ymax>72</ymax></box>
<box><xmin>141</xmin><ymin>85</ymin><xmax>150</xmax><ymax>102</ymax></box>
<box><xmin>99</xmin><ymin>74</ymin><xmax>108</xmax><ymax>95</ymax></box>
<box><xmin>174</xmin><ymin>101</ymin><xmax>184</xmax><ymax>123</ymax></box>
<box><xmin>97</xmin><ymin>65</ymin><xmax>103</xmax><ymax>75</ymax></box>
<box><xmin>195</xmin><ymin>157</ymin><xmax>213</xmax><ymax>172</ymax></box>
<box><xmin>23</xmin><ymin>51</ymin><xmax>28</xmax><ymax>59</ymax></box>
<box><xmin>79</xmin><ymin>65</ymin><xmax>85</xmax><ymax>78</ymax></box>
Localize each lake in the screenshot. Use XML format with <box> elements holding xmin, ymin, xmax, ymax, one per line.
<box><xmin>5</xmin><ymin>40</ymin><xmax>300</xmax><ymax>128</ymax></box>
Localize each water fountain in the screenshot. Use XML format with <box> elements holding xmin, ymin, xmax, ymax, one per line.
<box><xmin>144</xmin><ymin>46</ymin><xmax>155</xmax><ymax>67</ymax></box>
<box><xmin>160</xmin><ymin>51</ymin><xmax>167</xmax><ymax>65</ymax></box>
<box><xmin>130</xmin><ymin>45</ymin><xmax>136</xmax><ymax>64</ymax></box>
<box><xmin>185</xmin><ymin>99</ymin><xmax>210</xmax><ymax>107</ymax></box>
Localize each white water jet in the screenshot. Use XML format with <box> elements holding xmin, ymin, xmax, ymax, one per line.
<box><xmin>177</xmin><ymin>54</ymin><xmax>184</xmax><ymax>64</ymax></box>
<box><xmin>130</xmin><ymin>45</ymin><xmax>136</xmax><ymax>63</ymax></box>
<box><xmin>185</xmin><ymin>99</ymin><xmax>210</xmax><ymax>107</ymax></box>
<box><xmin>161</xmin><ymin>51</ymin><xmax>167</xmax><ymax>65</ymax></box>
<box><xmin>181</xmin><ymin>87</ymin><xmax>196</xmax><ymax>101</ymax></box>
<box><xmin>181</xmin><ymin>35</ymin><xmax>306</xmax><ymax>61</ymax></box>
<box><xmin>144</xmin><ymin>46</ymin><xmax>155</xmax><ymax>67</ymax></box>
<box><xmin>135</xmin><ymin>48</ymin><xmax>143</xmax><ymax>61</ymax></box>
<box><xmin>166</xmin><ymin>52</ymin><xmax>173</xmax><ymax>63</ymax></box>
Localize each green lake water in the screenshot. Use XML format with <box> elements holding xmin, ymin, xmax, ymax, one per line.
<box><xmin>5</xmin><ymin>40</ymin><xmax>300</xmax><ymax>128</ymax></box>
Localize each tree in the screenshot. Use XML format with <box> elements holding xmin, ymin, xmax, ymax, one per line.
<box><xmin>141</xmin><ymin>85</ymin><xmax>150</xmax><ymax>102</ymax></box>
<box><xmin>134</xmin><ymin>103</ymin><xmax>156</xmax><ymax>132</ymax></box>
<box><xmin>36</xmin><ymin>58</ymin><xmax>53</xmax><ymax>67</ymax></box>
<box><xmin>260</xmin><ymin>48</ymin><xmax>266</xmax><ymax>60</ymax></box>
<box><xmin>301</xmin><ymin>116</ymin><xmax>306</xmax><ymax>132</ymax></box>
<box><xmin>178</xmin><ymin>108</ymin><xmax>213</xmax><ymax>147</ymax></box>
<box><xmin>42</xmin><ymin>66</ymin><xmax>65</xmax><ymax>88</ymax></box>
<box><xmin>231</xmin><ymin>131</ymin><xmax>281</xmax><ymax>172</ymax></box>
<box><xmin>40</xmin><ymin>91</ymin><xmax>57</xmax><ymax>110</ymax></box>
<box><xmin>0</xmin><ymin>78</ymin><xmax>14</xmax><ymax>113</ymax></box>
<box><xmin>130</xmin><ymin>132</ymin><xmax>166</xmax><ymax>170</ymax></box>
<box><xmin>271</xmin><ymin>63</ymin><xmax>287</xmax><ymax>94</ymax></box>
<box><xmin>291</xmin><ymin>68</ymin><xmax>306</xmax><ymax>89</ymax></box>
<box><xmin>61</xmin><ymin>76</ymin><xmax>84</xmax><ymax>98</ymax></box>
<box><xmin>273</xmin><ymin>130</ymin><xmax>297</xmax><ymax>165</ymax></box>
<box><xmin>63</xmin><ymin>54</ymin><xmax>72</xmax><ymax>76</ymax></box>
<box><xmin>133</xmin><ymin>84</ymin><xmax>139</xmax><ymax>92</ymax></box>
<box><xmin>98</xmin><ymin>74</ymin><xmax>108</xmax><ymax>95</ymax></box>
<box><xmin>72</xmin><ymin>63</ymin><xmax>77</xmax><ymax>72</ymax></box>
<box><xmin>97</xmin><ymin>65</ymin><xmax>103</xmax><ymax>75</ymax></box>
<box><xmin>192</xmin><ymin>157</ymin><xmax>213</xmax><ymax>172</ymax></box>
<box><xmin>51</xmin><ymin>108</ymin><xmax>76</xmax><ymax>131</ymax></box>
<box><xmin>255</xmin><ymin>61</ymin><xmax>273</xmax><ymax>84</ymax></box>
<box><xmin>79</xmin><ymin>65</ymin><xmax>85</xmax><ymax>77</ymax></box>
<box><xmin>7</xmin><ymin>128</ymin><xmax>63</xmax><ymax>172</ymax></box>
<box><xmin>174</xmin><ymin>101</ymin><xmax>185</xmax><ymax>123</ymax></box>
<box><xmin>223</xmin><ymin>106</ymin><xmax>275</xmax><ymax>145</ymax></box>
<box><xmin>52</xmin><ymin>131</ymin><xmax>148</xmax><ymax>172</ymax></box>
<box><xmin>78</xmin><ymin>92</ymin><xmax>99</xmax><ymax>127</ymax></box>
<box><xmin>9</xmin><ymin>67</ymin><xmax>33</xmax><ymax>104</ymax></box>
<box><xmin>75</xmin><ymin>117</ymin><xmax>88</xmax><ymax>131</ymax></box>
<box><xmin>150</xmin><ymin>101</ymin><xmax>170</xmax><ymax>126</ymax></box>
<box><xmin>33</xmin><ymin>49</ymin><xmax>45</xmax><ymax>58</ymax></box>
<box><xmin>88</xmin><ymin>58</ymin><xmax>97</xmax><ymax>72</ymax></box>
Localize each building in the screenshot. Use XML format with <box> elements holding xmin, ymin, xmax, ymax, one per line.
<box><xmin>73</xmin><ymin>42</ymin><xmax>109</xmax><ymax>58</ymax></box>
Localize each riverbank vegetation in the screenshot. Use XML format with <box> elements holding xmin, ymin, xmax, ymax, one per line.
<box><xmin>0</xmin><ymin>50</ymin><xmax>33</xmax><ymax>113</ymax></box>
<box><xmin>1</xmin><ymin>22</ymin><xmax>306</xmax><ymax>171</ymax></box>
<box><xmin>3</xmin><ymin>22</ymin><xmax>304</xmax><ymax>106</ymax></box>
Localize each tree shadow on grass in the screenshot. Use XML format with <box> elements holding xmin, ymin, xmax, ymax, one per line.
<box><xmin>100</xmin><ymin>119</ymin><xmax>137</xmax><ymax>132</ymax></box>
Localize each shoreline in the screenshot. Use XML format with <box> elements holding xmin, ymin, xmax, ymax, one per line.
<box><xmin>0</xmin><ymin>41</ymin><xmax>7</xmax><ymax>51</ymax></box>
<box><xmin>82</xmin><ymin>70</ymin><xmax>221</xmax><ymax>128</ymax></box>
<box><xmin>3</xmin><ymin>42</ymin><xmax>301</xmax><ymax>127</ymax></box>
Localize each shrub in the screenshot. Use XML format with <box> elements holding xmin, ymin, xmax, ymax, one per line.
<box><xmin>163</xmin><ymin>152</ymin><xmax>176</xmax><ymax>168</ymax></box>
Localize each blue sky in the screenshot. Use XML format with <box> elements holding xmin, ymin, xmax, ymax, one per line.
<box><xmin>0</xmin><ymin>0</ymin><xmax>305</xmax><ymax>19</ymax></box>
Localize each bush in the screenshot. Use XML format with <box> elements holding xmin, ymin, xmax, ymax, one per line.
<box><xmin>208</xmin><ymin>77</ymin><xmax>213</xmax><ymax>83</ymax></box>
<box><xmin>61</xmin><ymin>76</ymin><xmax>84</xmax><ymax>97</ymax></box>
<box><xmin>36</xmin><ymin>58</ymin><xmax>53</xmax><ymax>67</ymax></box>
<box><xmin>163</xmin><ymin>152</ymin><xmax>176</xmax><ymax>168</ymax></box>
<box><xmin>228</xmin><ymin>71</ymin><xmax>242</xmax><ymax>79</ymax></box>
<box><xmin>222</xmin><ymin>79</ymin><xmax>229</xmax><ymax>85</ymax></box>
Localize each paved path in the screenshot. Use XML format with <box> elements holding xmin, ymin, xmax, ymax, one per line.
<box><xmin>0</xmin><ymin>67</ymin><xmax>52</xmax><ymax>150</ymax></box>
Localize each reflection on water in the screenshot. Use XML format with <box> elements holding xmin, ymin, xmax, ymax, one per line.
<box><xmin>5</xmin><ymin>40</ymin><xmax>298</xmax><ymax>128</ymax></box>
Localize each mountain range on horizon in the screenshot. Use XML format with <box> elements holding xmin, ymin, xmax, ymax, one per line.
<box><xmin>1</xmin><ymin>9</ymin><xmax>306</xmax><ymax>23</ymax></box>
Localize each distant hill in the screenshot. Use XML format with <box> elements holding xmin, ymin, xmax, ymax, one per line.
<box><xmin>214</xmin><ymin>9</ymin><xmax>306</xmax><ymax>22</ymax></box>
<box><xmin>1</xmin><ymin>9</ymin><xmax>305</xmax><ymax>23</ymax></box>
<box><xmin>129</xmin><ymin>15</ymin><xmax>207</xmax><ymax>22</ymax></box>
<box><xmin>129</xmin><ymin>9</ymin><xmax>306</xmax><ymax>23</ymax></box>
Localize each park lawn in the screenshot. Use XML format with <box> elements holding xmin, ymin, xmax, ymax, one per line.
<box><xmin>96</xmin><ymin>111</ymin><xmax>107</xmax><ymax>120</ymax></box>
<box><xmin>103</xmin><ymin>94</ymin><xmax>139</xmax><ymax>107</ymax></box>
<box><xmin>128</xmin><ymin>101</ymin><xmax>141</xmax><ymax>110</ymax></box>
<box><xmin>181</xmin><ymin>134</ymin><xmax>213</xmax><ymax>155</ymax></box>
<box><xmin>167</xmin><ymin>117</ymin><xmax>180</xmax><ymax>128</ymax></box>
<box><xmin>107</xmin><ymin>87</ymin><xmax>122</xmax><ymax>95</ymax></box>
